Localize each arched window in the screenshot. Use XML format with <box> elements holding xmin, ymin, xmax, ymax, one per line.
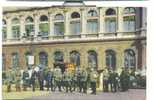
<box><xmin>2</xmin><ymin>54</ymin><xmax>6</xmax><ymax>70</ymax></box>
<box><xmin>124</xmin><ymin>49</ymin><xmax>136</xmax><ymax>68</ymax></box>
<box><xmin>88</xmin><ymin>10</ymin><xmax>98</xmax><ymax>17</ymax></box>
<box><xmin>70</xmin><ymin>51</ymin><xmax>80</xmax><ymax>67</ymax></box>
<box><xmin>12</xmin><ymin>18</ymin><xmax>20</xmax><ymax>39</ymax></box>
<box><xmin>39</xmin><ymin>15</ymin><xmax>49</xmax><ymax>38</ymax></box>
<box><xmin>87</xmin><ymin>10</ymin><xmax>98</xmax><ymax>34</ymax></box>
<box><xmin>105</xmin><ymin>9</ymin><xmax>116</xmax><ymax>33</ymax></box>
<box><xmin>105</xmin><ymin>8</ymin><xmax>116</xmax><ymax>16</ymax></box>
<box><xmin>123</xmin><ymin>7</ymin><xmax>136</xmax><ymax>32</ymax></box>
<box><xmin>25</xmin><ymin>52</ymin><xmax>32</xmax><ymax>66</ymax></box>
<box><xmin>2</xmin><ymin>19</ymin><xmax>7</xmax><ymax>40</ymax></box>
<box><xmin>11</xmin><ymin>53</ymin><xmax>19</xmax><ymax>68</ymax></box>
<box><xmin>54</xmin><ymin>14</ymin><xmax>64</xmax><ymax>36</ymax></box>
<box><xmin>71</xmin><ymin>12</ymin><xmax>80</xmax><ymax>19</ymax></box>
<box><xmin>88</xmin><ymin>50</ymin><xmax>97</xmax><ymax>68</ymax></box>
<box><xmin>25</xmin><ymin>16</ymin><xmax>34</xmax><ymax>36</ymax></box>
<box><xmin>70</xmin><ymin>12</ymin><xmax>81</xmax><ymax>35</ymax></box>
<box><xmin>105</xmin><ymin>50</ymin><xmax>116</xmax><ymax>70</ymax></box>
<box><xmin>54</xmin><ymin>51</ymin><xmax>64</xmax><ymax>62</ymax></box>
<box><xmin>55</xmin><ymin>14</ymin><xmax>64</xmax><ymax>20</ymax></box>
<box><xmin>39</xmin><ymin>52</ymin><xmax>48</xmax><ymax>67</ymax></box>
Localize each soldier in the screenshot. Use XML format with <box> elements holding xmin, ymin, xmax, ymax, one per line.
<box><xmin>22</xmin><ymin>69</ymin><xmax>30</xmax><ymax>91</ymax></box>
<box><xmin>46</xmin><ymin>68</ymin><xmax>54</xmax><ymax>91</ymax></box>
<box><xmin>120</xmin><ymin>68</ymin><xmax>130</xmax><ymax>92</ymax></box>
<box><xmin>109</xmin><ymin>70</ymin><xmax>119</xmax><ymax>92</ymax></box>
<box><xmin>90</xmin><ymin>68</ymin><xmax>98</xmax><ymax>95</ymax></box>
<box><xmin>103</xmin><ymin>68</ymin><xmax>109</xmax><ymax>92</ymax></box>
<box><xmin>63</xmin><ymin>68</ymin><xmax>73</xmax><ymax>92</ymax></box>
<box><xmin>37</xmin><ymin>67</ymin><xmax>44</xmax><ymax>91</ymax></box>
<box><xmin>71</xmin><ymin>69</ymin><xmax>77</xmax><ymax>91</ymax></box>
<box><xmin>76</xmin><ymin>68</ymin><xmax>82</xmax><ymax>92</ymax></box>
<box><xmin>6</xmin><ymin>68</ymin><xmax>13</xmax><ymax>92</ymax></box>
<box><xmin>15</xmin><ymin>68</ymin><xmax>21</xmax><ymax>92</ymax></box>
<box><xmin>53</xmin><ymin>66</ymin><xmax>62</xmax><ymax>92</ymax></box>
<box><xmin>81</xmin><ymin>68</ymin><xmax>88</xmax><ymax>93</ymax></box>
<box><xmin>31</xmin><ymin>68</ymin><xmax>37</xmax><ymax>92</ymax></box>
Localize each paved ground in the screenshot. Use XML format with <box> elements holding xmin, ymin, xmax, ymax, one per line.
<box><xmin>26</xmin><ymin>89</ymin><xmax>146</xmax><ymax>100</ymax></box>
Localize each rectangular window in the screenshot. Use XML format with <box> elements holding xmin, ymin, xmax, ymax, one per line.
<box><xmin>54</xmin><ymin>22</ymin><xmax>64</xmax><ymax>35</ymax></box>
<box><xmin>124</xmin><ymin>16</ymin><xmax>135</xmax><ymax>32</ymax></box>
<box><xmin>87</xmin><ymin>19</ymin><xmax>98</xmax><ymax>33</ymax></box>
<box><xmin>70</xmin><ymin>21</ymin><xmax>81</xmax><ymax>35</ymax></box>
<box><xmin>39</xmin><ymin>23</ymin><xmax>49</xmax><ymax>36</ymax></box>
<box><xmin>105</xmin><ymin>18</ymin><xmax>116</xmax><ymax>33</ymax></box>
<box><xmin>2</xmin><ymin>27</ymin><xmax>7</xmax><ymax>39</ymax></box>
<box><xmin>25</xmin><ymin>24</ymin><xmax>34</xmax><ymax>36</ymax></box>
<box><xmin>12</xmin><ymin>26</ymin><xmax>20</xmax><ymax>39</ymax></box>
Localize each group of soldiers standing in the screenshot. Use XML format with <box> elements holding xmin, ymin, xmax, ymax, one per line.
<box><xmin>4</xmin><ymin>64</ymin><xmax>136</xmax><ymax>95</ymax></box>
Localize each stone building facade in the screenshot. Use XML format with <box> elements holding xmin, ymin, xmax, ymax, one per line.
<box><xmin>2</xmin><ymin>6</ymin><xmax>146</xmax><ymax>89</ymax></box>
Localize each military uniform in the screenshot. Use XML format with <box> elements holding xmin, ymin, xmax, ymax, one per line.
<box><xmin>31</xmin><ymin>69</ymin><xmax>37</xmax><ymax>91</ymax></box>
<box><xmin>63</xmin><ymin>69</ymin><xmax>73</xmax><ymax>92</ymax></box>
<box><xmin>46</xmin><ymin>69</ymin><xmax>54</xmax><ymax>91</ymax></box>
<box><xmin>76</xmin><ymin>69</ymin><xmax>82</xmax><ymax>92</ymax></box>
<box><xmin>37</xmin><ymin>68</ymin><xmax>44</xmax><ymax>91</ymax></box>
<box><xmin>109</xmin><ymin>70</ymin><xmax>119</xmax><ymax>92</ymax></box>
<box><xmin>6</xmin><ymin>69</ymin><xmax>14</xmax><ymax>92</ymax></box>
<box><xmin>72</xmin><ymin>70</ymin><xmax>77</xmax><ymax>91</ymax></box>
<box><xmin>90</xmin><ymin>69</ymin><xmax>98</xmax><ymax>94</ymax></box>
<box><xmin>22</xmin><ymin>70</ymin><xmax>30</xmax><ymax>91</ymax></box>
<box><xmin>120</xmin><ymin>69</ymin><xmax>130</xmax><ymax>92</ymax></box>
<box><xmin>103</xmin><ymin>69</ymin><xmax>109</xmax><ymax>92</ymax></box>
<box><xmin>53</xmin><ymin>66</ymin><xmax>62</xmax><ymax>91</ymax></box>
<box><xmin>15</xmin><ymin>69</ymin><xmax>21</xmax><ymax>92</ymax></box>
<box><xmin>80</xmin><ymin>69</ymin><xmax>88</xmax><ymax>93</ymax></box>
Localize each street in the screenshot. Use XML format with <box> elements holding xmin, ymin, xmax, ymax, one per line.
<box><xmin>26</xmin><ymin>89</ymin><xmax>146</xmax><ymax>100</ymax></box>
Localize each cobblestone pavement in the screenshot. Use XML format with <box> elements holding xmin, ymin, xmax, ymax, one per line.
<box><xmin>27</xmin><ymin>89</ymin><xmax>146</xmax><ymax>100</ymax></box>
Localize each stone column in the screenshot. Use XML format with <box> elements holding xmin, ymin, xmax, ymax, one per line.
<box><xmin>6</xmin><ymin>17</ymin><xmax>12</xmax><ymax>41</ymax></box>
<box><xmin>81</xmin><ymin>8</ymin><xmax>87</xmax><ymax>38</ymax></box>
<box><xmin>99</xmin><ymin>7</ymin><xmax>105</xmax><ymax>37</ymax></box>
<box><xmin>64</xmin><ymin>48</ymin><xmax>69</xmax><ymax>63</ymax></box>
<box><xmin>64</xmin><ymin>11</ymin><xmax>70</xmax><ymax>39</ymax></box>
<box><xmin>117</xmin><ymin>8</ymin><xmax>124</xmax><ymax>36</ymax></box>
<box><xmin>80</xmin><ymin>49</ymin><xmax>86</xmax><ymax>68</ymax></box>
<box><xmin>142</xmin><ymin>41</ymin><xmax>146</xmax><ymax>70</ymax></box>
<box><xmin>34</xmin><ymin>13</ymin><xmax>39</xmax><ymax>38</ymax></box>
<box><xmin>116</xmin><ymin>49</ymin><xmax>124</xmax><ymax>73</ymax></box>
<box><xmin>49</xmin><ymin>13</ymin><xmax>54</xmax><ymax>37</ymax></box>
<box><xmin>20</xmin><ymin>15</ymin><xmax>25</xmax><ymax>38</ymax></box>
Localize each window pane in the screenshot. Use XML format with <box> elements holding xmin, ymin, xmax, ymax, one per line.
<box><xmin>70</xmin><ymin>51</ymin><xmax>80</xmax><ymax>67</ymax></box>
<box><xmin>70</xmin><ymin>21</ymin><xmax>81</xmax><ymax>35</ymax></box>
<box><xmin>12</xmin><ymin>26</ymin><xmax>20</xmax><ymax>38</ymax></box>
<box><xmin>39</xmin><ymin>23</ymin><xmax>49</xmax><ymax>35</ymax></box>
<box><xmin>88</xmin><ymin>51</ymin><xmax>97</xmax><ymax>68</ymax></box>
<box><xmin>12</xmin><ymin>53</ymin><xmax>19</xmax><ymax>68</ymax></box>
<box><xmin>25</xmin><ymin>24</ymin><xmax>34</xmax><ymax>36</ymax></box>
<box><xmin>54</xmin><ymin>51</ymin><xmax>64</xmax><ymax>62</ymax></box>
<box><xmin>106</xmin><ymin>50</ymin><xmax>116</xmax><ymax>70</ymax></box>
<box><xmin>105</xmin><ymin>19</ymin><xmax>116</xmax><ymax>32</ymax></box>
<box><xmin>124</xmin><ymin>49</ymin><xmax>135</xmax><ymax>68</ymax></box>
<box><xmin>87</xmin><ymin>20</ymin><xmax>98</xmax><ymax>33</ymax></box>
<box><xmin>39</xmin><ymin>52</ymin><xmax>48</xmax><ymax>67</ymax></box>
<box><xmin>2</xmin><ymin>27</ymin><xmax>7</xmax><ymax>39</ymax></box>
<box><xmin>54</xmin><ymin>22</ymin><xmax>64</xmax><ymax>35</ymax></box>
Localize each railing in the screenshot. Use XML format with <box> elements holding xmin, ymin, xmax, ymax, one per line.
<box><xmin>2</xmin><ymin>30</ymin><xmax>146</xmax><ymax>44</ymax></box>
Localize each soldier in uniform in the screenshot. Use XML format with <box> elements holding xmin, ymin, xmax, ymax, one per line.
<box><xmin>76</xmin><ymin>68</ymin><xmax>82</xmax><ymax>92</ymax></box>
<box><xmin>90</xmin><ymin>68</ymin><xmax>98</xmax><ymax>95</ymax></box>
<box><xmin>63</xmin><ymin>68</ymin><xmax>73</xmax><ymax>92</ymax></box>
<box><xmin>46</xmin><ymin>68</ymin><xmax>54</xmax><ymax>91</ymax></box>
<box><xmin>15</xmin><ymin>68</ymin><xmax>21</xmax><ymax>92</ymax></box>
<box><xmin>72</xmin><ymin>69</ymin><xmax>77</xmax><ymax>91</ymax></box>
<box><xmin>80</xmin><ymin>68</ymin><xmax>88</xmax><ymax>93</ymax></box>
<box><xmin>109</xmin><ymin>70</ymin><xmax>119</xmax><ymax>92</ymax></box>
<box><xmin>120</xmin><ymin>68</ymin><xmax>130</xmax><ymax>92</ymax></box>
<box><xmin>31</xmin><ymin>68</ymin><xmax>37</xmax><ymax>92</ymax></box>
<box><xmin>103</xmin><ymin>68</ymin><xmax>109</xmax><ymax>92</ymax></box>
<box><xmin>37</xmin><ymin>67</ymin><xmax>44</xmax><ymax>91</ymax></box>
<box><xmin>53</xmin><ymin>66</ymin><xmax>62</xmax><ymax>92</ymax></box>
<box><xmin>22</xmin><ymin>69</ymin><xmax>30</xmax><ymax>91</ymax></box>
<box><xmin>6</xmin><ymin>68</ymin><xmax>13</xmax><ymax>92</ymax></box>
